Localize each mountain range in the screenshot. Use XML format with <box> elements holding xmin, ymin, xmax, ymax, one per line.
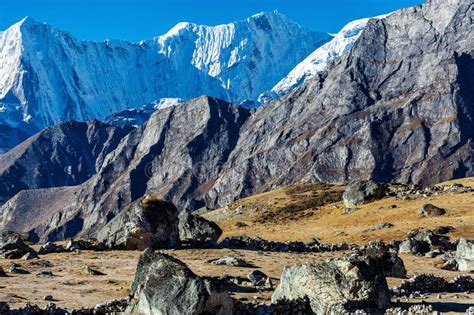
<box><xmin>0</xmin><ymin>11</ymin><xmax>331</xmax><ymax>151</ymax></box>
<box><xmin>0</xmin><ymin>0</ymin><xmax>472</xmax><ymax>242</ymax></box>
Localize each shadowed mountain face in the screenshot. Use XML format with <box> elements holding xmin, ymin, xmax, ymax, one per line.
<box><xmin>0</xmin><ymin>120</ymin><xmax>132</xmax><ymax>204</ymax></box>
<box><xmin>0</xmin><ymin>0</ymin><xmax>473</xmax><ymax>241</ymax></box>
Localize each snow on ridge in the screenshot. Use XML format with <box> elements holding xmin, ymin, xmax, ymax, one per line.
<box><xmin>259</xmin><ymin>14</ymin><xmax>392</xmax><ymax>103</ymax></box>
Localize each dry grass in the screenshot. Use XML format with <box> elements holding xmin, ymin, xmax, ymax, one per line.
<box><xmin>1</xmin><ymin>178</ymin><xmax>473</xmax><ymax>310</ymax></box>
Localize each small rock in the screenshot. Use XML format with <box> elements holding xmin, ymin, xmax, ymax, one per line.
<box><xmin>82</xmin><ymin>265</ymin><xmax>106</xmax><ymax>276</ymax></box>
<box><xmin>7</xmin><ymin>263</ymin><xmax>29</xmax><ymax>274</ymax></box>
<box><xmin>342</xmin><ymin>207</ymin><xmax>359</xmax><ymax>214</ymax></box>
<box><xmin>420</xmin><ymin>204</ymin><xmax>446</xmax><ymax>217</ymax></box>
<box><xmin>0</xmin><ymin>267</ymin><xmax>6</xmax><ymax>277</ymax></box>
<box><xmin>207</xmin><ymin>256</ymin><xmax>253</xmax><ymax>267</ymax></box>
<box><xmin>43</xmin><ymin>295</ymin><xmax>53</xmax><ymax>301</ymax></box>
<box><xmin>248</xmin><ymin>270</ymin><xmax>268</xmax><ymax>286</ymax></box>
<box><xmin>36</xmin><ymin>271</ymin><xmax>54</xmax><ymax>277</ymax></box>
<box><xmin>21</xmin><ymin>251</ymin><xmax>39</xmax><ymax>260</ymax></box>
<box><xmin>441</xmin><ymin>259</ymin><xmax>458</xmax><ymax>271</ymax></box>
<box><xmin>38</xmin><ymin>242</ymin><xmax>66</xmax><ymax>255</ymax></box>
<box><xmin>306</xmin><ymin>237</ymin><xmax>320</xmax><ymax>247</ymax></box>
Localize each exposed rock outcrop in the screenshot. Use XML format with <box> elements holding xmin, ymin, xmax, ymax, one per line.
<box><xmin>126</xmin><ymin>249</ymin><xmax>234</xmax><ymax>314</ymax></box>
<box><xmin>456</xmin><ymin>238</ymin><xmax>474</xmax><ymax>272</ymax></box>
<box><xmin>98</xmin><ymin>197</ymin><xmax>180</xmax><ymax>250</ymax></box>
<box><xmin>0</xmin><ymin>232</ymin><xmax>36</xmax><ymax>259</ymax></box>
<box><xmin>179</xmin><ymin>212</ymin><xmax>222</xmax><ymax>246</ymax></box>
<box><xmin>272</xmin><ymin>255</ymin><xmax>391</xmax><ymax>313</ymax></box>
<box><xmin>342</xmin><ymin>181</ymin><xmax>387</xmax><ymax>208</ymax></box>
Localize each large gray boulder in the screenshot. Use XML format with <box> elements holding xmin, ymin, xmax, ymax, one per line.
<box><xmin>359</xmin><ymin>241</ymin><xmax>407</xmax><ymax>278</ymax></box>
<box><xmin>342</xmin><ymin>181</ymin><xmax>387</xmax><ymax>208</ymax></box>
<box><xmin>0</xmin><ymin>232</ymin><xmax>36</xmax><ymax>259</ymax></box>
<box><xmin>179</xmin><ymin>212</ymin><xmax>223</xmax><ymax>246</ymax></box>
<box><xmin>456</xmin><ymin>238</ymin><xmax>474</xmax><ymax>272</ymax></box>
<box><xmin>126</xmin><ymin>249</ymin><xmax>234</xmax><ymax>314</ymax></box>
<box><xmin>272</xmin><ymin>256</ymin><xmax>390</xmax><ymax>314</ymax></box>
<box><xmin>98</xmin><ymin>197</ymin><xmax>180</xmax><ymax>250</ymax></box>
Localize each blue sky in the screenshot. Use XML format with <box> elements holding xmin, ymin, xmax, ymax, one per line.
<box><xmin>0</xmin><ymin>0</ymin><xmax>424</xmax><ymax>41</ymax></box>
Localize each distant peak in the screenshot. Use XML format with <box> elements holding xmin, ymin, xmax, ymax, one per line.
<box><xmin>17</xmin><ymin>16</ymin><xmax>42</xmax><ymax>27</ymax></box>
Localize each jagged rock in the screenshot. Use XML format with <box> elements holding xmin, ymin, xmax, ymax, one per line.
<box><xmin>398</xmin><ymin>238</ymin><xmax>430</xmax><ymax>255</ymax></box>
<box><xmin>179</xmin><ymin>212</ymin><xmax>222</xmax><ymax>246</ymax></box>
<box><xmin>342</xmin><ymin>181</ymin><xmax>387</xmax><ymax>208</ymax></box>
<box><xmin>359</xmin><ymin>240</ymin><xmax>407</xmax><ymax>278</ymax></box>
<box><xmin>21</xmin><ymin>251</ymin><xmax>39</xmax><ymax>260</ymax></box>
<box><xmin>0</xmin><ymin>233</ymin><xmax>36</xmax><ymax>259</ymax></box>
<box><xmin>94</xmin><ymin>299</ymin><xmax>129</xmax><ymax>313</ymax></box>
<box><xmin>66</xmin><ymin>239</ymin><xmax>106</xmax><ymax>251</ymax></box>
<box><xmin>7</xmin><ymin>263</ymin><xmax>29</xmax><ymax>274</ymax></box>
<box><xmin>207</xmin><ymin>256</ymin><xmax>254</xmax><ymax>267</ymax></box>
<box><xmin>305</xmin><ymin>237</ymin><xmax>320</xmax><ymax>247</ymax></box>
<box><xmin>272</xmin><ymin>255</ymin><xmax>390</xmax><ymax>313</ymax></box>
<box><xmin>126</xmin><ymin>248</ymin><xmax>234</xmax><ymax>314</ymax></box>
<box><xmin>441</xmin><ymin>258</ymin><xmax>458</xmax><ymax>271</ymax></box>
<box><xmin>407</xmin><ymin>229</ymin><xmax>451</xmax><ymax>249</ymax></box>
<box><xmin>456</xmin><ymin>238</ymin><xmax>474</xmax><ymax>272</ymax></box>
<box><xmin>43</xmin><ymin>295</ymin><xmax>54</xmax><ymax>301</ymax></box>
<box><xmin>420</xmin><ymin>204</ymin><xmax>446</xmax><ymax>217</ymax></box>
<box><xmin>425</xmin><ymin>249</ymin><xmax>445</xmax><ymax>258</ymax></box>
<box><xmin>434</xmin><ymin>225</ymin><xmax>455</xmax><ymax>235</ymax></box>
<box><xmin>248</xmin><ymin>270</ymin><xmax>269</xmax><ymax>286</ymax></box>
<box><xmin>98</xmin><ymin>196</ymin><xmax>180</xmax><ymax>250</ymax></box>
<box><xmin>38</xmin><ymin>242</ymin><xmax>66</xmax><ymax>255</ymax></box>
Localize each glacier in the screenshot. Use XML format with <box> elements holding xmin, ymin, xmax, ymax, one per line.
<box><xmin>0</xmin><ymin>11</ymin><xmax>330</xmax><ymax>151</ymax></box>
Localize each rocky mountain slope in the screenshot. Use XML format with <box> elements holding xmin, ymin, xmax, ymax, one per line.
<box><xmin>0</xmin><ymin>12</ymin><xmax>329</xmax><ymax>150</ymax></box>
<box><xmin>0</xmin><ymin>0</ymin><xmax>472</xmax><ymax>241</ymax></box>
<box><xmin>0</xmin><ymin>120</ymin><xmax>132</xmax><ymax>205</ymax></box>
<box><xmin>259</xmin><ymin>14</ymin><xmax>388</xmax><ymax>102</ymax></box>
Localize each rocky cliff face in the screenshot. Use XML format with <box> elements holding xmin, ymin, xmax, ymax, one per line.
<box><xmin>0</xmin><ymin>12</ymin><xmax>329</xmax><ymax>151</ymax></box>
<box><xmin>0</xmin><ymin>0</ymin><xmax>472</xmax><ymax>241</ymax></box>
<box><xmin>0</xmin><ymin>120</ymin><xmax>132</xmax><ymax>204</ymax></box>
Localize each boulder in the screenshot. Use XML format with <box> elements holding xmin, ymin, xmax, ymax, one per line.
<box><xmin>21</xmin><ymin>251</ymin><xmax>39</xmax><ymax>260</ymax></box>
<box><xmin>456</xmin><ymin>238</ymin><xmax>474</xmax><ymax>272</ymax></box>
<box><xmin>398</xmin><ymin>238</ymin><xmax>430</xmax><ymax>255</ymax></box>
<box><xmin>272</xmin><ymin>255</ymin><xmax>390</xmax><ymax>314</ymax></box>
<box><xmin>66</xmin><ymin>239</ymin><xmax>106</xmax><ymax>251</ymax></box>
<box><xmin>359</xmin><ymin>241</ymin><xmax>407</xmax><ymax>278</ymax></box>
<box><xmin>342</xmin><ymin>181</ymin><xmax>387</xmax><ymax>208</ymax></box>
<box><xmin>126</xmin><ymin>249</ymin><xmax>234</xmax><ymax>314</ymax></box>
<box><xmin>179</xmin><ymin>212</ymin><xmax>222</xmax><ymax>246</ymax></box>
<box><xmin>247</xmin><ymin>270</ymin><xmax>268</xmax><ymax>287</ymax></box>
<box><xmin>98</xmin><ymin>196</ymin><xmax>180</xmax><ymax>250</ymax></box>
<box><xmin>38</xmin><ymin>242</ymin><xmax>66</xmax><ymax>255</ymax></box>
<box><xmin>0</xmin><ymin>233</ymin><xmax>36</xmax><ymax>259</ymax></box>
<box><xmin>420</xmin><ymin>204</ymin><xmax>446</xmax><ymax>217</ymax></box>
<box><xmin>207</xmin><ymin>256</ymin><xmax>253</xmax><ymax>267</ymax></box>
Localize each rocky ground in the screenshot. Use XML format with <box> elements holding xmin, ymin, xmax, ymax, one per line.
<box><xmin>0</xmin><ymin>179</ymin><xmax>473</xmax><ymax>314</ymax></box>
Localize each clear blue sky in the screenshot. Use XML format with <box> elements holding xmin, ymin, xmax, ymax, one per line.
<box><xmin>0</xmin><ymin>0</ymin><xmax>424</xmax><ymax>41</ymax></box>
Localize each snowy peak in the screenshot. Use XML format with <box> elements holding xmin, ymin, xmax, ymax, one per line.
<box><xmin>260</xmin><ymin>14</ymin><xmax>390</xmax><ymax>102</ymax></box>
<box><xmin>0</xmin><ymin>12</ymin><xmax>330</xmax><ymax>150</ymax></box>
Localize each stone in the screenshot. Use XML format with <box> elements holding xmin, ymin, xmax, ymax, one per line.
<box><xmin>456</xmin><ymin>238</ymin><xmax>474</xmax><ymax>272</ymax></box>
<box><xmin>38</xmin><ymin>242</ymin><xmax>66</xmax><ymax>255</ymax></box>
<box><xmin>272</xmin><ymin>255</ymin><xmax>390</xmax><ymax>313</ymax></box>
<box><xmin>82</xmin><ymin>265</ymin><xmax>106</xmax><ymax>276</ymax></box>
<box><xmin>207</xmin><ymin>256</ymin><xmax>253</xmax><ymax>267</ymax></box>
<box><xmin>359</xmin><ymin>241</ymin><xmax>407</xmax><ymax>278</ymax></box>
<box><xmin>305</xmin><ymin>237</ymin><xmax>320</xmax><ymax>247</ymax></box>
<box><xmin>0</xmin><ymin>267</ymin><xmax>6</xmax><ymax>277</ymax></box>
<box><xmin>179</xmin><ymin>212</ymin><xmax>222</xmax><ymax>246</ymax></box>
<box><xmin>126</xmin><ymin>248</ymin><xmax>234</xmax><ymax>314</ymax></box>
<box><xmin>247</xmin><ymin>270</ymin><xmax>268</xmax><ymax>286</ymax></box>
<box><xmin>398</xmin><ymin>238</ymin><xmax>430</xmax><ymax>255</ymax></box>
<box><xmin>66</xmin><ymin>239</ymin><xmax>106</xmax><ymax>251</ymax></box>
<box><xmin>21</xmin><ymin>251</ymin><xmax>39</xmax><ymax>260</ymax></box>
<box><xmin>420</xmin><ymin>204</ymin><xmax>446</xmax><ymax>217</ymax></box>
<box><xmin>441</xmin><ymin>259</ymin><xmax>458</xmax><ymax>271</ymax></box>
<box><xmin>7</xmin><ymin>263</ymin><xmax>29</xmax><ymax>274</ymax></box>
<box><xmin>98</xmin><ymin>196</ymin><xmax>180</xmax><ymax>250</ymax></box>
<box><xmin>37</xmin><ymin>271</ymin><xmax>54</xmax><ymax>277</ymax></box>
<box><xmin>342</xmin><ymin>181</ymin><xmax>387</xmax><ymax>208</ymax></box>
<box><xmin>0</xmin><ymin>233</ymin><xmax>36</xmax><ymax>259</ymax></box>
<box><xmin>43</xmin><ymin>295</ymin><xmax>53</xmax><ymax>301</ymax></box>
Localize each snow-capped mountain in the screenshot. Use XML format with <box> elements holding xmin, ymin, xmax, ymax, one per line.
<box><xmin>259</xmin><ymin>15</ymin><xmax>389</xmax><ymax>102</ymax></box>
<box><xmin>0</xmin><ymin>12</ymin><xmax>330</xmax><ymax>150</ymax></box>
